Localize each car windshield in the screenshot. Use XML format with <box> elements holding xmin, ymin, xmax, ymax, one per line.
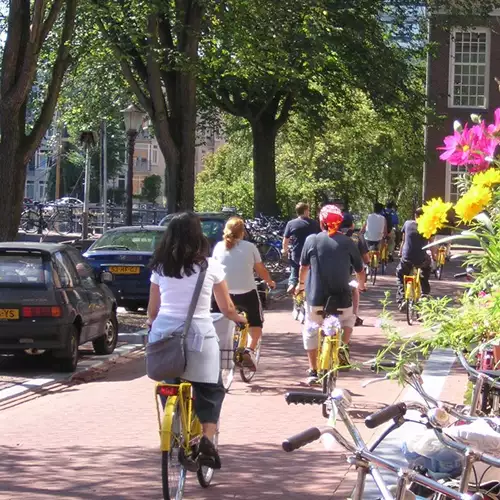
<box><xmin>91</xmin><ymin>231</ymin><xmax>163</xmax><ymax>252</ymax></box>
<box><xmin>0</xmin><ymin>253</ymin><xmax>46</xmax><ymax>286</ymax></box>
<box><xmin>162</xmin><ymin>218</ymin><xmax>224</xmax><ymax>244</ymax></box>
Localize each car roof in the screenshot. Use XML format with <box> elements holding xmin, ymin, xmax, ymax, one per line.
<box><xmin>0</xmin><ymin>242</ymin><xmax>68</xmax><ymax>254</ymax></box>
<box><xmin>163</xmin><ymin>212</ymin><xmax>234</xmax><ymax>221</ymax></box>
<box><xmin>103</xmin><ymin>225</ymin><xmax>165</xmax><ymax>233</ymax></box>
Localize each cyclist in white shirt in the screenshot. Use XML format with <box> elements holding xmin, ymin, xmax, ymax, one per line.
<box><xmin>360</xmin><ymin>202</ymin><xmax>387</xmax><ymax>250</ymax></box>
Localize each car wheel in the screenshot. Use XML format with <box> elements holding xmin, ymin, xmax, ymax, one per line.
<box><xmin>92</xmin><ymin>314</ymin><xmax>118</xmax><ymax>355</ymax></box>
<box><xmin>56</xmin><ymin>325</ymin><xmax>79</xmax><ymax>372</ymax></box>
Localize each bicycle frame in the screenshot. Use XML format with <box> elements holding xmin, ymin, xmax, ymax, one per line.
<box><xmin>404</xmin><ymin>268</ymin><xmax>422</xmax><ymax>302</ymax></box>
<box><xmin>438</xmin><ymin>246</ymin><xmax>447</xmax><ymax>266</ymax></box>
<box><xmin>156</xmin><ymin>382</ymin><xmax>200</xmax><ymax>454</ymax></box>
<box><xmin>380</xmin><ymin>241</ymin><xmax>389</xmax><ymax>263</ymax></box>
<box><xmin>369</xmin><ymin>250</ymin><xmax>380</xmax><ymax>269</ymax></box>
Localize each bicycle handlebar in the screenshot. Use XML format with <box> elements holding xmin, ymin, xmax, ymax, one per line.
<box><xmin>457</xmin><ymin>351</ymin><xmax>500</xmax><ymax>390</ymax></box>
<box><xmin>282</xmin><ymin>427</ymin><xmax>322</xmax><ymax>452</ymax></box>
<box><xmin>365</xmin><ymin>402</ymin><xmax>407</xmax><ymax>429</ymax></box>
<box><xmin>285</xmin><ymin>391</ymin><xmax>329</xmax><ymax>406</ymax></box>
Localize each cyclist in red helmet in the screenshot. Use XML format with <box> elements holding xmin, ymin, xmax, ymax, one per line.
<box><xmin>296</xmin><ymin>204</ymin><xmax>366</xmax><ymax>385</ymax></box>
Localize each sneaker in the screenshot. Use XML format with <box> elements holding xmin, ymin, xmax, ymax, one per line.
<box><xmin>355</xmin><ymin>316</ymin><xmax>364</xmax><ymax>327</ymax></box>
<box><xmin>197</xmin><ymin>435</ymin><xmax>221</xmax><ymax>470</ymax></box>
<box><xmin>397</xmin><ymin>301</ymin><xmax>406</xmax><ymax>312</ymax></box>
<box><xmin>338</xmin><ymin>346</ymin><xmax>351</xmax><ymax>371</ymax></box>
<box><xmin>306</xmin><ymin>369</ymin><xmax>319</xmax><ymax>385</ymax></box>
<box><xmin>241</xmin><ymin>348</ymin><xmax>257</xmax><ymax>371</ymax></box>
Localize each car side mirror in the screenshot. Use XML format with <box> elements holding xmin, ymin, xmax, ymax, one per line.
<box><xmin>100</xmin><ymin>271</ymin><xmax>113</xmax><ymax>284</ymax></box>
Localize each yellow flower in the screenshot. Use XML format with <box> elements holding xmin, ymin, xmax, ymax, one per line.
<box><xmin>454</xmin><ymin>184</ymin><xmax>492</xmax><ymax>223</ymax></box>
<box><xmin>416</xmin><ymin>198</ymin><xmax>453</xmax><ymax>239</ymax></box>
<box><xmin>472</xmin><ymin>168</ymin><xmax>500</xmax><ymax>188</ymax></box>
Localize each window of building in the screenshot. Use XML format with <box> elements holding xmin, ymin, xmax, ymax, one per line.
<box><xmin>151</xmin><ymin>145</ymin><xmax>158</xmax><ymax>165</ymax></box>
<box><xmin>118</xmin><ymin>176</ymin><xmax>126</xmax><ymax>190</ymax></box>
<box><xmin>445</xmin><ymin>164</ymin><xmax>468</xmax><ymax>202</ymax></box>
<box><xmin>38</xmin><ymin>181</ymin><xmax>46</xmax><ymax>200</ymax></box>
<box><xmin>26</xmin><ymin>181</ymin><xmax>35</xmax><ymax>199</ymax></box>
<box><xmin>449</xmin><ymin>28</ymin><xmax>490</xmax><ymax>109</ymax></box>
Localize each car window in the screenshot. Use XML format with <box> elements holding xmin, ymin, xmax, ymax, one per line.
<box><xmin>53</xmin><ymin>252</ymin><xmax>77</xmax><ymax>288</ymax></box>
<box><xmin>91</xmin><ymin>230</ymin><xmax>163</xmax><ymax>252</ymax></box>
<box><xmin>0</xmin><ymin>252</ymin><xmax>46</xmax><ymax>286</ymax></box>
<box><xmin>64</xmin><ymin>247</ymin><xmax>97</xmax><ymax>289</ymax></box>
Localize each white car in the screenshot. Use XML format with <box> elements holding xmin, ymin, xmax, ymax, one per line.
<box><xmin>54</xmin><ymin>197</ymin><xmax>83</xmax><ymax>207</ymax></box>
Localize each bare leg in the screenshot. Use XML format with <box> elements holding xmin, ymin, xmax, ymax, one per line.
<box><xmin>202</xmin><ymin>422</ymin><xmax>217</xmax><ymax>441</ymax></box>
<box><xmin>352</xmin><ymin>287</ymin><xmax>360</xmax><ymax>317</ymax></box>
<box><xmin>343</xmin><ymin>326</ymin><xmax>353</xmax><ymax>344</ymax></box>
<box><xmin>307</xmin><ymin>348</ymin><xmax>318</xmax><ymax>371</ymax></box>
<box><xmin>248</xmin><ymin>326</ymin><xmax>262</xmax><ymax>351</ymax></box>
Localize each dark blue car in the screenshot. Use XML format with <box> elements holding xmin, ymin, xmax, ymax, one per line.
<box><xmin>84</xmin><ymin>226</ymin><xmax>165</xmax><ymax>311</ymax></box>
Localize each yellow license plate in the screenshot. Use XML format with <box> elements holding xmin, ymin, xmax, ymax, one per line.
<box><xmin>108</xmin><ymin>266</ymin><xmax>141</xmax><ymax>275</ymax></box>
<box><xmin>0</xmin><ymin>309</ymin><xmax>20</xmax><ymax>320</ymax></box>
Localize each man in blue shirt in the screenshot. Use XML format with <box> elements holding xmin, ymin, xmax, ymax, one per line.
<box><xmin>282</xmin><ymin>202</ymin><xmax>320</xmax><ymax>293</ymax></box>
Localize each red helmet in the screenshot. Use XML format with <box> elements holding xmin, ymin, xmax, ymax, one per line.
<box><xmin>319</xmin><ymin>205</ymin><xmax>343</xmax><ymax>236</ymax></box>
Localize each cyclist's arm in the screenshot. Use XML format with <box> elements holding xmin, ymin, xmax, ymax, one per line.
<box><xmin>147</xmin><ymin>283</ymin><xmax>160</xmax><ymax>326</ymax></box>
<box><xmin>213</xmin><ymin>280</ymin><xmax>247</xmax><ymax>324</ymax></box>
<box><xmin>297</xmin><ymin>264</ymin><xmax>309</xmax><ymax>291</ymax></box>
<box><xmin>359</xmin><ymin>223</ymin><xmax>366</xmax><ymax>236</ymax></box>
<box><xmin>254</xmin><ymin>262</ymin><xmax>276</xmax><ymax>289</ymax></box>
<box><xmin>382</xmin><ymin>219</ymin><xmax>388</xmax><ymax>239</ymax></box>
<box><xmin>282</xmin><ymin>236</ymin><xmax>290</xmax><ymax>256</ymax></box>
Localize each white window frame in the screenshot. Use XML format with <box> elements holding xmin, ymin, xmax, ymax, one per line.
<box><xmin>448</xmin><ymin>27</ymin><xmax>491</xmax><ymax>109</ymax></box>
<box><xmin>151</xmin><ymin>145</ymin><xmax>159</xmax><ymax>165</ymax></box>
<box><xmin>445</xmin><ymin>163</ymin><xmax>468</xmax><ymax>202</ymax></box>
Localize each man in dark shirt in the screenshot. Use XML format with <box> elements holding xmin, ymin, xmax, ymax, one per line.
<box><xmin>340</xmin><ymin>212</ymin><xmax>370</xmax><ymax>326</ymax></box>
<box><xmin>396</xmin><ymin>207</ymin><xmax>431</xmax><ymax>309</ymax></box>
<box><xmin>296</xmin><ymin>205</ymin><xmax>366</xmax><ymax>384</ymax></box>
<box><xmin>282</xmin><ymin>202</ymin><xmax>320</xmax><ymax>293</ymax></box>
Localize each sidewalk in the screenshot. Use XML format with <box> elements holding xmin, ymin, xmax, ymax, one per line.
<box><xmin>0</xmin><ymin>261</ymin><xmax>467</xmax><ymax>499</ymax></box>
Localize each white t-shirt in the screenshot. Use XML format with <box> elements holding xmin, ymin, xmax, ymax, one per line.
<box><xmin>150</xmin><ymin>258</ymin><xmax>225</xmax><ymax>320</ymax></box>
<box><xmin>365</xmin><ymin>213</ymin><xmax>386</xmax><ymax>242</ymax></box>
<box><xmin>212</xmin><ymin>240</ymin><xmax>261</xmax><ymax>294</ymax></box>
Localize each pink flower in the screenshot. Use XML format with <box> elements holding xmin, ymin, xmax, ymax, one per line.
<box><xmin>487</xmin><ymin>108</ymin><xmax>500</xmax><ymax>136</ymax></box>
<box><xmin>438</xmin><ymin>122</ymin><xmax>497</xmax><ymax>171</ymax></box>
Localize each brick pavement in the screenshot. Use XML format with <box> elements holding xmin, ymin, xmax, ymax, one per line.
<box><xmin>0</xmin><ymin>261</ymin><xmax>468</xmax><ymax>500</ymax></box>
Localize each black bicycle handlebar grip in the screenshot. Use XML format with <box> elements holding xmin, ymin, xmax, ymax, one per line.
<box><xmin>365</xmin><ymin>402</ymin><xmax>407</xmax><ymax>429</ymax></box>
<box><xmin>285</xmin><ymin>391</ymin><xmax>328</xmax><ymax>406</ymax></box>
<box><xmin>371</xmin><ymin>360</ymin><xmax>397</xmax><ymax>371</ymax></box>
<box><xmin>282</xmin><ymin>427</ymin><xmax>322</xmax><ymax>452</ymax></box>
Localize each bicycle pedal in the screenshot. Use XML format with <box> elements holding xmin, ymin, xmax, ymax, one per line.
<box><xmin>179</xmin><ymin>449</ymin><xmax>199</xmax><ymax>472</ymax></box>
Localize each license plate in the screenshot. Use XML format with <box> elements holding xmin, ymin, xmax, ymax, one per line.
<box><xmin>108</xmin><ymin>266</ymin><xmax>141</xmax><ymax>275</ymax></box>
<box><xmin>0</xmin><ymin>309</ymin><xmax>20</xmax><ymax>320</ymax></box>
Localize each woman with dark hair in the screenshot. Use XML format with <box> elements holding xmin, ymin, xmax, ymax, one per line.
<box><xmin>147</xmin><ymin>212</ymin><xmax>246</xmax><ymax>469</ymax></box>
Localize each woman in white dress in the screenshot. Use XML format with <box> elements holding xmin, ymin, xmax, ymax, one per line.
<box><xmin>147</xmin><ymin>212</ymin><xmax>246</xmax><ymax>469</ymax></box>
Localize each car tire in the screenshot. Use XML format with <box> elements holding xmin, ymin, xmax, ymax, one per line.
<box><xmin>92</xmin><ymin>314</ymin><xmax>118</xmax><ymax>355</ymax></box>
<box><xmin>56</xmin><ymin>325</ymin><xmax>79</xmax><ymax>372</ymax></box>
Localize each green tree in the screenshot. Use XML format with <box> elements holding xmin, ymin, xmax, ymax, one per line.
<box><xmin>0</xmin><ymin>0</ymin><xmax>77</xmax><ymax>241</ymax></box>
<box><xmin>199</xmin><ymin>0</ymin><xmax>419</xmax><ymax>216</ymax></box>
<box><xmin>91</xmin><ymin>0</ymin><xmax>204</xmax><ymax>213</ymax></box>
<box><xmin>141</xmin><ymin>174</ymin><xmax>162</xmax><ymax>204</ymax></box>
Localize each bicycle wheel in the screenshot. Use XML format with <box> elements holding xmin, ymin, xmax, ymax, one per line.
<box><xmin>240</xmin><ymin>339</ymin><xmax>261</xmax><ymax>383</ymax></box>
<box><xmin>436</xmin><ymin>264</ymin><xmax>444</xmax><ymax>281</ymax></box>
<box><xmin>20</xmin><ymin>210</ymin><xmax>39</xmax><ymax>233</ymax></box>
<box><xmin>197</xmin><ymin>421</ymin><xmax>220</xmax><ymax>488</ymax></box>
<box><xmin>380</xmin><ymin>260</ymin><xmax>386</xmax><ymax>275</ymax></box>
<box><xmin>221</xmin><ymin>366</ymin><xmax>234</xmax><ymax>392</ymax></box>
<box><xmin>371</xmin><ymin>265</ymin><xmax>377</xmax><ymax>285</ymax></box>
<box><xmin>258</xmin><ymin>243</ymin><xmax>281</xmax><ymax>271</ymax></box>
<box><xmin>51</xmin><ymin>212</ymin><xmax>73</xmax><ymax>235</ymax></box>
<box><xmin>161</xmin><ymin>399</ymin><xmax>187</xmax><ymax>500</ymax></box>
<box><xmin>320</xmin><ymin>340</ymin><xmax>337</xmax><ymax>418</ymax></box>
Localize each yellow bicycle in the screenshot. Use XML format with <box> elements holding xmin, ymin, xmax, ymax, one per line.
<box><xmin>379</xmin><ymin>240</ymin><xmax>389</xmax><ymax>275</ymax></box>
<box><xmin>404</xmin><ymin>267</ymin><xmax>422</xmax><ymax>326</ymax></box>
<box><xmin>434</xmin><ymin>245</ymin><xmax>447</xmax><ymax>281</ymax></box>
<box><xmin>220</xmin><ymin>315</ymin><xmax>261</xmax><ymax>392</ymax></box>
<box><xmin>156</xmin><ymin>381</ymin><xmax>219</xmax><ymax>500</ymax></box>
<box><xmin>368</xmin><ymin>250</ymin><xmax>380</xmax><ymax>285</ymax></box>
<box><xmin>292</xmin><ymin>290</ymin><xmax>306</xmax><ymax>324</ymax></box>
<box><xmin>316</xmin><ymin>310</ymin><xmax>345</xmax><ymax>418</ymax></box>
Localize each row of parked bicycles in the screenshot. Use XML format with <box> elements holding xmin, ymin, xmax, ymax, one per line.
<box><xmin>282</xmin><ymin>342</ymin><xmax>500</xmax><ymax>499</ymax></box>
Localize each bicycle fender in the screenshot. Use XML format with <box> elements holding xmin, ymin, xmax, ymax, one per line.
<box><xmin>160</xmin><ymin>395</ymin><xmax>178</xmax><ymax>452</ymax></box>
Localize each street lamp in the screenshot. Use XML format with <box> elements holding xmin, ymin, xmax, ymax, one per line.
<box><xmin>121</xmin><ymin>104</ymin><xmax>145</xmax><ymax>226</ymax></box>
<box><xmin>80</xmin><ymin>131</ymin><xmax>97</xmax><ymax>239</ymax></box>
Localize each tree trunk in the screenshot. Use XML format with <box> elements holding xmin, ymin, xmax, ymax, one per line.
<box><xmin>251</xmin><ymin>117</ymin><xmax>279</xmax><ymax>217</ymax></box>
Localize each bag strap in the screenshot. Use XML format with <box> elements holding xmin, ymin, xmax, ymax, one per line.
<box><xmin>181</xmin><ymin>260</ymin><xmax>208</xmax><ymax>338</ymax></box>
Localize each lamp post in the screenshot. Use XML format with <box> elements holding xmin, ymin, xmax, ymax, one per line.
<box><xmin>80</xmin><ymin>131</ymin><xmax>97</xmax><ymax>239</ymax></box>
<box><xmin>121</xmin><ymin>104</ymin><xmax>145</xmax><ymax>226</ymax></box>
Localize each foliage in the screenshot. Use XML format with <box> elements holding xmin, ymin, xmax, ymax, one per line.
<box><xmin>196</xmin><ymin>92</ymin><xmax>424</xmax><ymax>220</ymax></box>
<box><xmin>141</xmin><ymin>175</ymin><xmax>162</xmax><ymax>204</ymax></box>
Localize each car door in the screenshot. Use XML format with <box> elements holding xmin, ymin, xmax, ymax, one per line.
<box><xmin>52</xmin><ymin>251</ymin><xmax>93</xmax><ymax>343</ymax></box>
<box><xmin>66</xmin><ymin>248</ymin><xmax>109</xmax><ymax>339</ymax></box>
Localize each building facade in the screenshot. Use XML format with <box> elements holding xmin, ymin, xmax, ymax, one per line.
<box><xmin>425</xmin><ymin>11</ymin><xmax>500</xmax><ymax>202</ymax></box>
<box><xmin>24</xmin><ymin>131</ymin><xmax>55</xmax><ymax>202</ymax></box>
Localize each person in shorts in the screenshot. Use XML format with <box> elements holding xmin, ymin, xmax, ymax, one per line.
<box><xmin>296</xmin><ymin>205</ymin><xmax>366</xmax><ymax>385</ymax></box>
<box><xmin>282</xmin><ymin>202</ymin><xmax>321</xmax><ymax>293</ymax></box>
<box><xmin>361</xmin><ymin>202</ymin><xmax>387</xmax><ymax>250</ymax></box>
<box><xmin>339</xmin><ymin>212</ymin><xmax>370</xmax><ymax>326</ymax></box>
<box><xmin>212</xmin><ymin>217</ymin><xmax>276</xmax><ymax>371</ymax></box>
